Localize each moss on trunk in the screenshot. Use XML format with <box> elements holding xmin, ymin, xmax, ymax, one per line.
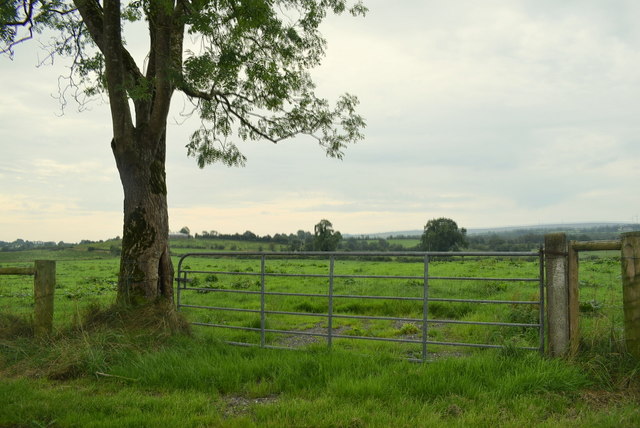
<box><xmin>115</xmin><ymin>135</ymin><xmax>174</xmax><ymax>307</ymax></box>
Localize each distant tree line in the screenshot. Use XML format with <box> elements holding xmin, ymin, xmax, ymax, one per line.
<box><xmin>185</xmin><ymin>220</ymin><xmax>631</xmax><ymax>253</ymax></box>
<box><xmin>194</xmin><ymin>219</ymin><xmax>344</xmax><ymax>251</ymax></box>
<box><xmin>195</xmin><ymin>229</ymin><xmax>314</xmax><ymax>249</ymax></box>
<box><xmin>3</xmin><ymin>223</ymin><xmax>637</xmax><ymax>253</ymax></box>
<box><xmin>466</xmin><ymin>225</ymin><xmax>634</xmax><ymax>252</ymax></box>
<box><xmin>191</xmin><ymin>233</ymin><xmax>408</xmax><ymax>252</ymax></box>
<box><xmin>0</xmin><ymin>239</ymin><xmax>73</xmax><ymax>252</ymax></box>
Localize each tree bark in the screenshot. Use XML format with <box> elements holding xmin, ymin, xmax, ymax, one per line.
<box><xmin>72</xmin><ymin>0</ymin><xmax>180</xmax><ymax>307</ymax></box>
<box><xmin>113</xmin><ymin>131</ymin><xmax>174</xmax><ymax>305</ymax></box>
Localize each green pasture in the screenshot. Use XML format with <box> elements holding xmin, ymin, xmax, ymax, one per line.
<box><xmin>0</xmin><ymin>242</ymin><xmax>637</xmax><ymax>427</ymax></box>
<box><xmin>384</xmin><ymin>238</ymin><xmax>421</xmax><ymax>248</ymax></box>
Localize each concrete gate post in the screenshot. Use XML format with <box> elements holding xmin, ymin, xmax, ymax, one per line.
<box><xmin>545</xmin><ymin>233</ymin><xmax>570</xmax><ymax>357</ymax></box>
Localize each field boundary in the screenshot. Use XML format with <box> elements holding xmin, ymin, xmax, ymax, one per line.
<box><xmin>176</xmin><ymin>251</ymin><xmax>544</xmax><ymax>362</ymax></box>
<box><xmin>0</xmin><ymin>260</ymin><xmax>55</xmax><ymax>336</ymax></box>
<box><xmin>545</xmin><ymin>232</ymin><xmax>640</xmax><ymax>358</ymax></box>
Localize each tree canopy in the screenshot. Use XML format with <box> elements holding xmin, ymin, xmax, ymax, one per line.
<box><xmin>1</xmin><ymin>0</ymin><xmax>366</xmax><ymax>305</ymax></box>
<box><xmin>1</xmin><ymin>0</ymin><xmax>366</xmax><ymax>166</ymax></box>
<box><xmin>420</xmin><ymin>217</ymin><xmax>468</xmax><ymax>252</ymax></box>
<box><xmin>313</xmin><ymin>219</ymin><xmax>341</xmax><ymax>251</ymax></box>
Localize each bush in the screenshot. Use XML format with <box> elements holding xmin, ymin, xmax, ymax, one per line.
<box><xmin>397</xmin><ymin>323</ymin><xmax>420</xmax><ymax>336</ymax></box>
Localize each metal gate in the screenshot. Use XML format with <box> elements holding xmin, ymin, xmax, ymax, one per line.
<box><xmin>176</xmin><ymin>251</ymin><xmax>544</xmax><ymax>361</ymax></box>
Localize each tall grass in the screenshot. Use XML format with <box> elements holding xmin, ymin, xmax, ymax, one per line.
<box><xmin>2</xmin><ymin>326</ymin><xmax>638</xmax><ymax>427</ymax></box>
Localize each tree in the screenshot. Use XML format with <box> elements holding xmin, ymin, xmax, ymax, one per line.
<box><xmin>313</xmin><ymin>219</ymin><xmax>342</xmax><ymax>251</ymax></box>
<box><xmin>420</xmin><ymin>218</ymin><xmax>468</xmax><ymax>252</ymax></box>
<box><xmin>288</xmin><ymin>229</ymin><xmax>311</xmax><ymax>251</ymax></box>
<box><xmin>179</xmin><ymin>226</ymin><xmax>191</xmax><ymax>236</ymax></box>
<box><xmin>2</xmin><ymin>1</ymin><xmax>366</xmax><ymax>306</ymax></box>
<box><xmin>241</xmin><ymin>230</ymin><xmax>257</xmax><ymax>241</ymax></box>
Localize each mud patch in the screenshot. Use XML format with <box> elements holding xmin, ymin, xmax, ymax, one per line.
<box><xmin>276</xmin><ymin>323</ymin><xmax>349</xmax><ymax>348</ymax></box>
<box><xmin>223</xmin><ymin>395</ymin><xmax>279</xmax><ymax>418</ymax></box>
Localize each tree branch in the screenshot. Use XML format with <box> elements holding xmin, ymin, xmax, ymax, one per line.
<box><xmin>72</xmin><ymin>0</ymin><xmax>104</xmax><ymax>50</ymax></box>
<box><xmin>102</xmin><ymin>0</ymin><xmax>134</xmax><ymax>143</ymax></box>
<box><xmin>147</xmin><ymin>0</ymin><xmax>178</xmax><ymax>142</ymax></box>
<box><xmin>73</xmin><ymin>0</ymin><xmax>142</xmax><ymax>81</ymax></box>
<box><xmin>1</xmin><ymin>0</ymin><xmax>36</xmax><ymax>55</ymax></box>
<box><xmin>2</xmin><ymin>0</ymin><xmax>34</xmax><ymax>25</ymax></box>
<box><xmin>219</xmin><ymin>97</ymin><xmax>280</xmax><ymax>143</ymax></box>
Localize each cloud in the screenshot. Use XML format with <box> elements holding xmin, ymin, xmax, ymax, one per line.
<box><xmin>30</xmin><ymin>158</ymin><xmax>113</xmax><ymax>181</ymax></box>
<box><xmin>0</xmin><ymin>193</ymin><xmax>122</xmax><ymax>242</ymax></box>
<box><xmin>1</xmin><ymin>1</ymin><xmax>640</xmax><ymax>241</ymax></box>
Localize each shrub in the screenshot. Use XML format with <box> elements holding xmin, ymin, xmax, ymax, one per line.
<box><xmin>397</xmin><ymin>323</ymin><xmax>420</xmax><ymax>336</ymax></box>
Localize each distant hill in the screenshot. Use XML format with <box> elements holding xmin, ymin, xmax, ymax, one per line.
<box><xmin>465</xmin><ymin>222</ymin><xmax>634</xmax><ymax>235</ymax></box>
<box><xmin>343</xmin><ymin>230</ymin><xmax>422</xmax><ymax>239</ymax></box>
<box><xmin>345</xmin><ymin>222</ymin><xmax>636</xmax><ymax>239</ymax></box>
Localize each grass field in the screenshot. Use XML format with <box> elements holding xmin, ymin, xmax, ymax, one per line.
<box><xmin>0</xmin><ymin>240</ymin><xmax>638</xmax><ymax>427</ymax></box>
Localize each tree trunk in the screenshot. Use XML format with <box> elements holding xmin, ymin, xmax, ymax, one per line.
<box><xmin>113</xmin><ymin>132</ymin><xmax>174</xmax><ymax>306</ymax></box>
<box><xmin>71</xmin><ymin>0</ymin><xmax>181</xmax><ymax>307</ymax></box>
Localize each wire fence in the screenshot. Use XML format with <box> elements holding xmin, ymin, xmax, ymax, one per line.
<box><xmin>0</xmin><ymin>249</ymin><xmax>626</xmax><ymax>359</ymax></box>
<box><xmin>0</xmin><ymin>259</ymin><xmax>118</xmax><ymax>335</ymax></box>
<box><xmin>0</xmin><ymin>269</ymin><xmax>33</xmax><ymax>317</ymax></box>
<box><xmin>576</xmin><ymin>250</ymin><xmax>625</xmax><ymax>354</ymax></box>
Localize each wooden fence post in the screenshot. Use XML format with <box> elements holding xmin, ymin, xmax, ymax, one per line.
<box><xmin>33</xmin><ymin>260</ymin><xmax>55</xmax><ymax>337</ymax></box>
<box><xmin>621</xmin><ymin>232</ymin><xmax>640</xmax><ymax>358</ymax></box>
<box><xmin>545</xmin><ymin>233</ymin><xmax>570</xmax><ymax>357</ymax></box>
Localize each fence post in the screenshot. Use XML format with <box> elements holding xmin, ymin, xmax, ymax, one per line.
<box><xmin>33</xmin><ymin>260</ymin><xmax>55</xmax><ymax>337</ymax></box>
<box><xmin>545</xmin><ymin>233</ymin><xmax>570</xmax><ymax>357</ymax></box>
<box><xmin>621</xmin><ymin>232</ymin><xmax>640</xmax><ymax>359</ymax></box>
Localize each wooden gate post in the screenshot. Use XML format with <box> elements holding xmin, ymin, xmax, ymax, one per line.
<box><xmin>34</xmin><ymin>260</ymin><xmax>55</xmax><ymax>337</ymax></box>
<box><xmin>545</xmin><ymin>233</ymin><xmax>570</xmax><ymax>357</ymax></box>
<box><xmin>622</xmin><ymin>232</ymin><xmax>640</xmax><ymax>358</ymax></box>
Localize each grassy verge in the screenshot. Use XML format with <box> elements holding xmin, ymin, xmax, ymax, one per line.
<box><xmin>1</xmin><ymin>313</ymin><xmax>639</xmax><ymax>427</ymax></box>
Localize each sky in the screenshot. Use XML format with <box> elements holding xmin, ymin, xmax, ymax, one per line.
<box><xmin>1</xmin><ymin>0</ymin><xmax>640</xmax><ymax>243</ymax></box>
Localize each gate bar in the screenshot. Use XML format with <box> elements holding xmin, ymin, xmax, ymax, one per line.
<box><xmin>422</xmin><ymin>254</ymin><xmax>429</xmax><ymax>362</ymax></box>
<box><xmin>260</xmin><ymin>254</ymin><xmax>266</xmax><ymax>347</ymax></box>
<box><xmin>539</xmin><ymin>249</ymin><xmax>545</xmax><ymax>354</ymax></box>
<box><xmin>328</xmin><ymin>256</ymin><xmax>335</xmax><ymax>349</ymax></box>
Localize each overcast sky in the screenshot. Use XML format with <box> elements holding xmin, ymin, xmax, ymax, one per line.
<box><xmin>1</xmin><ymin>0</ymin><xmax>639</xmax><ymax>242</ymax></box>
